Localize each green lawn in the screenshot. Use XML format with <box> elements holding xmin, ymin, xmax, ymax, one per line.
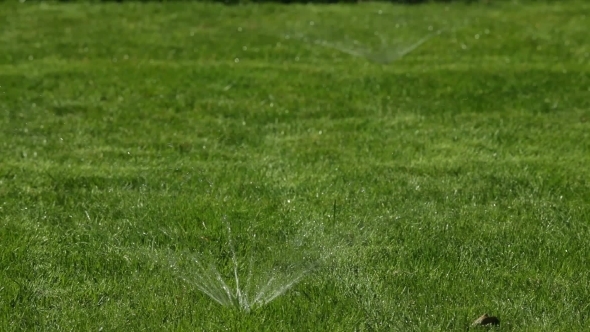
<box><xmin>1</xmin><ymin>1</ymin><xmax>590</xmax><ymax>330</ymax></box>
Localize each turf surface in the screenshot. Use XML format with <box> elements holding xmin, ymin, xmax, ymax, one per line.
<box><xmin>1</xmin><ymin>1</ymin><xmax>590</xmax><ymax>330</ymax></box>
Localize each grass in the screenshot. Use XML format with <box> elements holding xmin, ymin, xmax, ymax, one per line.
<box><xmin>1</xmin><ymin>0</ymin><xmax>590</xmax><ymax>330</ymax></box>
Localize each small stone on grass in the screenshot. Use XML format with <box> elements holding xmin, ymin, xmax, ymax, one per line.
<box><xmin>472</xmin><ymin>314</ymin><xmax>500</xmax><ymax>327</ymax></box>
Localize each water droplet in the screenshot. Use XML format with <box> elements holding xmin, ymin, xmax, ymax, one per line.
<box><xmin>461</xmin><ymin>44</ymin><xmax>467</xmax><ymax>49</ymax></box>
<box><xmin>242</xmin><ymin>46</ymin><xmax>247</xmax><ymax>51</ymax></box>
<box><xmin>309</xmin><ymin>21</ymin><xmax>314</xmax><ymax>26</ymax></box>
<box><xmin>234</xmin><ymin>58</ymin><xmax>239</xmax><ymax>63</ymax></box>
<box><xmin>237</xmin><ymin>27</ymin><xmax>242</xmax><ymax>32</ymax></box>
<box><xmin>475</xmin><ymin>34</ymin><xmax>480</xmax><ymax>39</ymax></box>
<box><xmin>378</xmin><ymin>10</ymin><xmax>382</xmax><ymax>14</ymax></box>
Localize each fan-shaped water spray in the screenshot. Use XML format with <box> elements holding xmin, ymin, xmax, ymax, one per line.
<box><xmin>174</xmin><ymin>219</ymin><xmax>320</xmax><ymax>312</ymax></box>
